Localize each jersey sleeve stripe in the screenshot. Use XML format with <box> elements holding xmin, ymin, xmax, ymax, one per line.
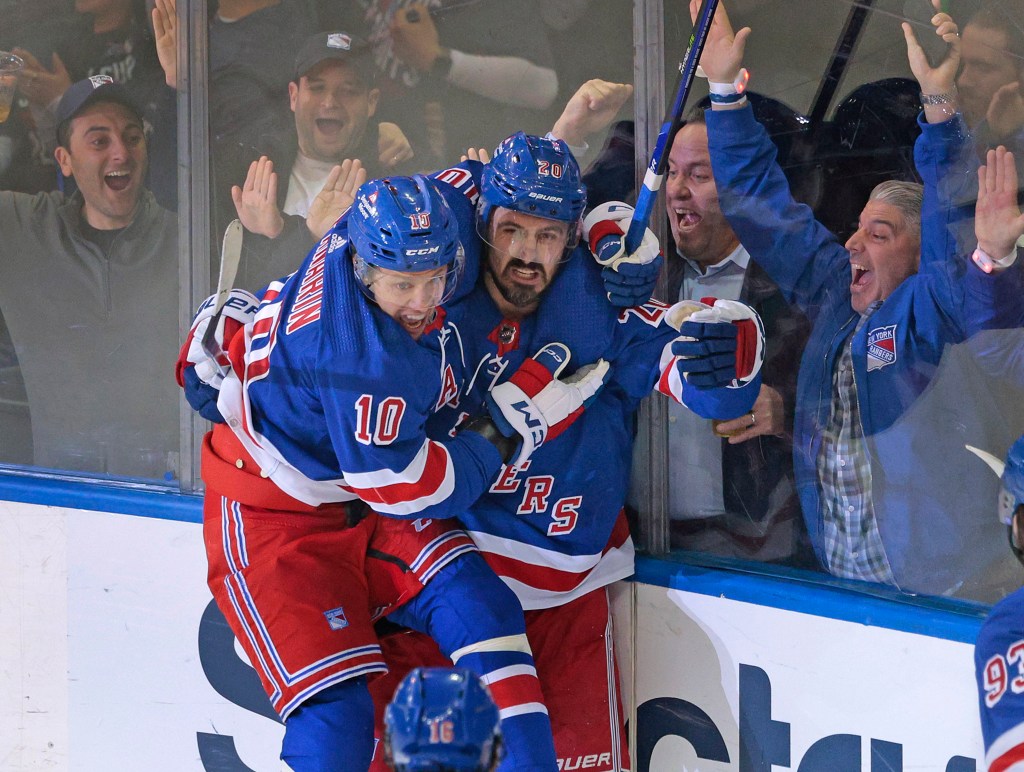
<box><xmin>988</xmin><ymin>724</ymin><xmax>1024</xmax><ymax>772</ymax></box>
<box><xmin>345</xmin><ymin>440</ymin><xmax>456</xmax><ymax>516</ymax></box>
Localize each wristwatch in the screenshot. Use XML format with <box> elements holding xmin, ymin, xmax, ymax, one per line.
<box><xmin>920</xmin><ymin>91</ymin><xmax>956</xmax><ymax>105</ymax></box>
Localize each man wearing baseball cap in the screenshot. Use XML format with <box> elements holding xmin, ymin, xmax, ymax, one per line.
<box><xmin>279</xmin><ymin>32</ymin><xmax>386</xmax><ymax>219</ymax></box>
<box><xmin>194</xmin><ymin>30</ymin><xmax>416</xmax><ymax>289</ymax></box>
<box><xmin>0</xmin><ymin>74</ymin><xmax>179</xmax><ymax>479</ymax></box>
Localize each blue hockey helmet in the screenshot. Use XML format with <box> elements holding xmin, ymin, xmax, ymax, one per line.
<box><xmin>349</xmin><ymin>175</ymin><xmax>465</xmax><ymax>306</ymax></box>
<box><xmin>384</xmin><ymin>667</ymin><xmax>503</xmax><ymax>772</ymax></box>
<box><xmin>478</xmin><ymin>131</ymin><xmax>586</xmax><ymax>255</ymax></box>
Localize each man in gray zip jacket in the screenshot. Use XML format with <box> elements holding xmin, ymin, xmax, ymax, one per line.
<box><xmin>0</xmin><ymin>76</ymin><xmax>179</xmax><ymax>479</ymax></box>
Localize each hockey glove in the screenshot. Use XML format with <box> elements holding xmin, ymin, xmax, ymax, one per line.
<box><xmin>582</xmin><ymin>201</ymin><xmax>663</xmax><ymax>307</ymax></box>
<box><xmin>659</xmin><ymin>298</ymin><xmax>765</xmax><ymax>420</ymax></box>
<box><xmin>486</xmin><ymin>343</ymin><xmax>611</xmax><ymax>467</ymax></box>
<box><xmin>174</xmin><ymin>288</ymin><xmax>259</xmax><ymax>422</ymax></box>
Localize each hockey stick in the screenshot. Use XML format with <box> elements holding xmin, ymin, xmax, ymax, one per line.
<box><xmin>623</xmin><ymin>0</ymin><xmax>721</xmax><ymax>254</ymax></box>
<box><xmin>200</xmin><ymin>219</ymin><xmax>244</xmax><ymax>372</ymax></box>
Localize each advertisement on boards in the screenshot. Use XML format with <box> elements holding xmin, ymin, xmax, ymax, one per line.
<box><xmin>624</xmin><ymin>582</ymin><xmax>984</xmax><ymax>771</ymax></box>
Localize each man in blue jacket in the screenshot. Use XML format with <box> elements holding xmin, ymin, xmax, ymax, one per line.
<box><xmin>691</xmin><ymin>0</ymin><xmax>1021</xmax><ymax>598</ymax></box>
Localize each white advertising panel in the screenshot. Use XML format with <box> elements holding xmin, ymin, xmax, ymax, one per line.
<box><xmin>1</xmin><ymin>497</ymin><xmax>990</xmax><ymax>771</ymax></box>
<box><xmin>625</xmin><ymin>581</ymin><xmax>984</xmax><ymax>771</ymax></box>
<box><xmin>1</xmin><ymin>502</ymin><xmax>283</xmax><ymax>771</ymax></box>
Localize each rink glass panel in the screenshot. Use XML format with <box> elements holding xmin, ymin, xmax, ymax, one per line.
<box><xmin>0</xmin><ymin>0</ymin><xmax>1019</xmax><ymax>608</ymax></box>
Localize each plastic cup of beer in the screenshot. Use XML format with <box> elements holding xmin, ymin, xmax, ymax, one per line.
<box><xmin>0</xmin><ymin>52</ymin><xmax>24</xmax><ymax>123</ymax></box>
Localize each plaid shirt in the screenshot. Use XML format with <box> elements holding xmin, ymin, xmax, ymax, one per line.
<box><xmin>817</xmin><ymin>308</ymin><xmax>895</xmax><ymax>584</ymax></box>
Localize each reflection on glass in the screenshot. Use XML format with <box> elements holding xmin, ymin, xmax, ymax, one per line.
<box><xmin>0</xmin><ymin>3</ymin><xmax>179</xmax><ymax>481</ymax></box>
<box><xmin>647</xmin><ymin>0</ymin><xmax>1024</xmax><ymax>606</ymax></box>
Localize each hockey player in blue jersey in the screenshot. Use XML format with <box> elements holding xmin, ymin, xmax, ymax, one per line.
<box><xmin>384</xmin><ymin>668</ymin><xmax>503</xmax><ymax>772</ymax></box>
<box><xmin>961</xmin><ymin>140</ymin><xmax>1024</xmax><ymax>772</ymax></box>
<box><xmin>179</xmin><ymin>144</ymin><xmax>761</xmax><ymax>770</ymax></box>
<box><xmin>369</xmin><ymin>132</ymin><xmax>765</xmax><ymax>772</ymax></box>
<box><xmin>973</xmin><ymin>437</ymin><xmax>1024</xmax><ymax>772</ymax></box>
<box><xmin>175</xmin><ymin>174</ymin><xmax>621</xmax><ymax>771</ymax></box>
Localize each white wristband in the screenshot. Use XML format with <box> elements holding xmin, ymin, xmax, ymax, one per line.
<box><xmin>973</xmin><ymin>244</ymin><xmax>1019</xmax><ymax>273</ymax></box>
<box><xmin>707</xmin><ymin>68</ymin><xmax>749</xmax><ymax>97</ymax></box>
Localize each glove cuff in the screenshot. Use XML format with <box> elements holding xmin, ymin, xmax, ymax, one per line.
<box><xmin>587</xmin><ymin>218</ymin><xmax>625</xmax><ymax>254</ymax></box>
<box><xmin>512</xmin><ymin>357</ymin><xmax>557</xmax><ymax>394</ymax></box>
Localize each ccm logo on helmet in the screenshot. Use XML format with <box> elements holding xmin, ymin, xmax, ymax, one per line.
<box><xmin>406</xmin><ymin>246</ymin><xmax>441</xmax><ymax>256</ymax></box>
<box><xmin>529</xmin><ymin>192</ymin><xmax>564</xmax><ymax>203</ymax></box>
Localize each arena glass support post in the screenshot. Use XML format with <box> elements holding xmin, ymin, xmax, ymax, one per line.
<box><xmin>632</xmin><ymin>0</ymin><xmax>670</xmax><ymax>558</ymax></box>
<box><xmin>177</xmin><ymin>0</ymin><xmax>212</xmax><ymax>493</ymax></box>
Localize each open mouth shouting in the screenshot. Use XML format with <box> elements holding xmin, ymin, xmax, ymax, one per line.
<box><xmin>315</xmin><ymin>117</ymin><xmax>344</xmax><ymax>138</ymax></box>
<box><xmin>396</xmin><ymin>309</ymin><xmax>435</xmax><ymax>339</ymax></box>
<box><xmin>671</xmin><ymin>207</ymin><xmax>701</xmax><ymax>231</ymax></box>
<box><xmin>850</xmin><ymin>262</ymin><xmax>872</xmax><ymax>287</ymax></box>
<box><xmin>503</xmin><ymin>258</ymin><xmax>547</xmax><ymax>288</ymax></box>
<box><xmin>104</xmin><ymin>168</ymin><xmax>133</xmax><ymax>192</ymax></box>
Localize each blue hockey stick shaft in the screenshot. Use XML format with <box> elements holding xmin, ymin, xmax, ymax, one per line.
<box><xmin>624</xmin><ymin>0</ymin><xmax>721</xmax><ymax>253</ymax></box>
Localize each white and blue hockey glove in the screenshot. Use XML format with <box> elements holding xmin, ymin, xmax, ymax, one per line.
<box><xmin>582</xmin><ymin>201</ymin><xmax>664</xmax><ymax>307</ymax></box>
<box><xmin>486</xmin><ymin>343</ymin><xmax>611</xmax><ymax>467</ymax></box>
<box><xmin>174</xmin><ymin>288</ymin><xmax>259</xmax><ymax>423</ymax></box>
<box><xmin>660</xmin><ymin>298</ymin><xmax>765</xmax><ymax>420</ymax></box>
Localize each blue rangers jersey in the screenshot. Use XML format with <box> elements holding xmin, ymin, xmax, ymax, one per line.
<box><xmin>431</xmin><ymin>254</ymin><xmax>693</xmax><ymax>609</ymax></box>
<box><xmin>976</xmin><ymin>586</ymin><xmax>1024</xmax><ymax>772</ymax></box>
<box><xmin>421</xmin><ymin>162</ymin><xmax>758</xmax><ymax>609</ymax></box>
<box><xmin>213</xmin><ymin>192</ymin><xmax>505</xmax><ymax>520</ymax></box>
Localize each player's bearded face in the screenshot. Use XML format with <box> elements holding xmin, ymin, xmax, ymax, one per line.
<box><xmin>482</xmin><ymin>208</ymin><xmax>570</xmax><ymax>310</ymax></box>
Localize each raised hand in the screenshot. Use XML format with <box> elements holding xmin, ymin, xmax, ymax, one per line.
<box><xmin>988</xmin><ymin>82</ymin><xmax>1024</xmax><ymax>139</ymax></box>
<box><xmin>460</xmin><ymin>147</ymin><xmax>491</xmax><ymax>163</ymax></box>
<box><xmin>378</xmin><ymin>122</ymin><xmax>415</xmax><ymax>170</ymax></box>
<box><xmin>307</xmin><ymin>159</ymin><xmax>366</xmax><ymax>240</ymax></box>
<box><xmin>974</xmin><ymin>146</ymin><xmax>1024</xmax><ymax>272</ymax></box>
<box><xmin>231</xmin><ymin>156</ymin><xmax>284</xmax><ymax>239</ymax></box>
<box><xmin>390</xmin><ymin>3</ymin><xmax>443</xmax><ymax>73</ymax></box>
<box><xmin>11</xmin><ymin>48</ymin><xmax>71</xmax><ymax>108</ymax></box>
<box><xmin>551</xmin><ymin>80</ymin><xmax>634</xmax><ymax>149</ymax></box>
<box><xmin>689</xmin><ymin>0</ymin><xmax>750</xmax><ymax>85</ymax></box>
<box><xmin>152</xmin><ymin>0</ymin><xmax>178</xmax><ymax>89</ymax></box>
<box><xmin>901</xmin><ymin>0</ymin><xmax>960</xmax><ymax>99</ymax></box>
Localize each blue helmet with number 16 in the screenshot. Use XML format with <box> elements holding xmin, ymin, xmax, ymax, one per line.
<box><xmin>478</xmin><ymin>132</ymin><xmax>587</xmax><ymax>248</ymax></box>
<box><xmin>349</xmin><ymin>175</ymin><xmax>465</xmax><ymax>304</ymax></box>
<box><xmin>384</xmin><ymin>667</ymin><xmax>503</xmax><ymax>772</ymax></box>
